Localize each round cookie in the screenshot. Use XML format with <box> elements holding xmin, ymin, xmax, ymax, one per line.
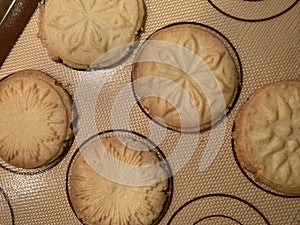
<box><xmin>132</xmin><ymin>23</ymin><xmax>239</xmax><ymax>132</ymax></box>
<box><xmin>39</xmin><ymin>0</ymin><xmax>146</xmax><ymax>69</ymax></box>
<box><xmin>0</xmin><ymin>70</ymin><xmax>74</xmax><ymax>169</ymax></box>
<box><xmin>233</xmin><ymin>81</ymin><xmax>300</xmax><ymax>194</ymax></box>
<box><xmin>69</xmin><ymin>136</ymin><xmax>170</xmax><ymax>225</ymax></box>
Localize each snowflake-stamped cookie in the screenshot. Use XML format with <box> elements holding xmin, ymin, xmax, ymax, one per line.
<box><xmin>233</xmin><ymin>81</ymin><xmax>300</xmax><ymax>195</ymax></box>
<box><xmin>38</xmin><ymin>0</ymin><xmax>146</xmax><ymax>69</ymax></box>
<box><xmin>0</xmin><ymin>70</ymin><xmax>74</xmax><ymax>169</ymax></box>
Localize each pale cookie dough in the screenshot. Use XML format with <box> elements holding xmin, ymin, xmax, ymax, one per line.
<box><xmin>69</xmin><ymin>136</ymin><xmax>170</xmax><ymax>225</ymax></box>
<box><xmin>39</xmin><ymin>0</ymin><xmax>146</xmax><ymax>69</ymax></box>
<box><xmin>132</xmin><ymin>23</ymin><xmax>239</xmax><ymax>132</ymax></box>
<box><xmin>233</xmin><ymin>81</ymin><xmax>300</xmax><ymax>194</ymax></box>
<box><xmin>0</xmin><ymin>70</ymin><xmax>73</xmax><ymax>169</ymax></box>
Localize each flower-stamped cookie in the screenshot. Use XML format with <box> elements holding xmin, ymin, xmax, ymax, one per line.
<box><xmin>132</xmin><ymin>23</ymin><xmax>239</xmax><ymax>132</ymax></box>
<box><xmin>233</xmin><ymin>81</ymin><xmax>300</xmax><ymax>194</ymax></box>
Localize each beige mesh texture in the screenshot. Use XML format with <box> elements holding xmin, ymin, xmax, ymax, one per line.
<box><xmin>0</xmin><ymin>0</ymin><xmax>299</xmax><ymax>225</ymax></box>
<box><xmin>0</xmin><ymin>190</ymin><xmax>12</xmax><ymax>225</ymax></box>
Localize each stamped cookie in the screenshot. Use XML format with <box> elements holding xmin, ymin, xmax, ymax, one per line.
<box><xmin>132</xmin><ymin>23</ymin><xmax>239</xmax><ymax>132</ymax></box>
<box><xmin>0</xmin><ymin>70</ymin><xmax>74</xmax><ymax>169</ymax></box>
<box><xmin>233</xmin><ymin>81</ymin><xmax>300</xmax><ymax>194</ymax></box>
<box><xmin>39</xmin><ymin>0</ymin><xmax>146</xmax><ymax>69</ymax></box>
<box><xmin>69</xmin><ymin>136</ymin><xmax>171</xmax><ymax>225</ymax></box>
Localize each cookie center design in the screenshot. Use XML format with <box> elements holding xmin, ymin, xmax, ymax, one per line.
<box><xmin>0</xmin><ymin>82</ymin><xmax>63</xmax><ymax>146</ymax></box>
<box><xmin>88</xmin><ymin>178</ymin><xmax>159</xmax><ymax>225</ymax></box>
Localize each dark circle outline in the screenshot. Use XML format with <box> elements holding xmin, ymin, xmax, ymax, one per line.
<box><xmin>65</xmin><ymin>129</ymin><xmax>174</xmax><ymax>225</ymax></box>
<box><xmin>0</xmin><ymin>72</ymin><xmax>76</xmax><ymax>176</ymax></box>
<box><xmin>194</xmin><ymin>215</ymin><xmax>242</xmax><ymax>225</ymax></box>
<box><xmin>231</xmin><ymin>127</ymin><xmax>300</xmax><ymax>198</ymax></box>
<box><xmin>208</xmin><ymin>0</ymin><xmax>300</xmax><ymax>22</ymax></box>
<box><xmin>0</xmin><ymin>188</ymin><xmax>14</xmax><ymax>225</ymax></box>
<box><xmin>131</xmin><ymin>22</ymin><xmax>243</xmax><ymax>134</ymax></box>
<box><xmin>167</xmin><ymin>193</ymin><xmax>270</xmax><ymax>225</ymax></box>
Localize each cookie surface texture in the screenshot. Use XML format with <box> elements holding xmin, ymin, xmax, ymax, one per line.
<box><xmin>132</xmin><ymin>23</ymin><xmax>238</xmax><ymax>132</ymax></box>
<box><xmin>233</xmin><ymin>81</ymin><xmax>300</xmax><ymax>194</ymax></box>
<box><xmin>69</xmin><ymin>136</ymin><xmax>169</xmax><ymax>225</ymax></box>
<box><xmin>39</xmin><ymin>0</ymin><xmax>146</xmax><ymax>69</ymax></box>
<box><xmin>0</xmin><ymin>70</ymin><xmax>73</xmax><ymax>169</ymax></box>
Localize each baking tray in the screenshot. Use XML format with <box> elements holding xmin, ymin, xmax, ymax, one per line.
<box><xmin>0</xmin><ymin>0</ymin><xmax>299</xmax><ymax>224</ymax></box>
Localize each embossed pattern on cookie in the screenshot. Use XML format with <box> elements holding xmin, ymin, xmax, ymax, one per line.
<box><xmin>233</xmin><ymin>81</ymin><xmax>300</xmax><ymax>195</ymax></box>
<box><xmin>132</xmin><ymin>23</ymin><xmax>239</xmax><ymax>132</ymax></box>
<box><xmin>69</xmin><ymin>136</ymin><xmax>170</xmax><ymax>225</ymax></box>
<box><xmin>39</xmin><ymin>0</ymin><xmax>146</xmax><ymax>69</ymax></box>
<box><xmin>0</xmin><ymin>70</ymin><xmax>73</xmax><ymax>169</ymax></box>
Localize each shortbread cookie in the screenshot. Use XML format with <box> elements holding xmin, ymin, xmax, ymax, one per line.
<box><xmin>0</xmin><ymin>70</ymin><xmax>73</xmax><ymax>169</ymax></box>
<box><xmin>69</xmin><ymin>136</ymin><xmax>170</xmax><ymax>225</ymax></box>
<box><xmin>132</xmin><ymin>23</ymin><xmax>239</xmax><ymax>132</ymax></box>
<box><xmin>39</xmin><ymin>0</ymin><xmax>146</xmax><ymax>69</ymax></box>
<box><xmin>233</xmin><ymin>81</ymin><xmax>300</xmax><ymax>194</ymax></box>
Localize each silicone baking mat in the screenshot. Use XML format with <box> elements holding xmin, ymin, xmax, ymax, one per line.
<box><xmin>0</xmin><ymin>0</ymin><xmax>299</xmax><ymax>224</ymax></box>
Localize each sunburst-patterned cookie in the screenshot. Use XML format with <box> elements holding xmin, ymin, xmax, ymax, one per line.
<box><xmin>69</xmin><ymin>136</ymin><xmax>170</xmax><ymax>225</ymax></box>
<box><xmin>39</xmin><ymin>0</ymin><xmax>146</xmax><ymax>69</ymax></box>
<box><xmin>132</xmin><ymin>23</ymin><xmax>239</xmax><ymax>132</ymax></box>
<box><xmin>0</xmin><ymin>70</ymin><xmax>73</xmax><ymax>169</ymax></box>
<box><xmin>233</xmin><ymin>81</ymin><xmax>300</xmax><ymax>194</ymax></box>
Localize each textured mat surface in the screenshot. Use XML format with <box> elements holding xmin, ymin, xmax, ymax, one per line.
<box><xmin>0</xmin><ymin>0</ymin><xmax>299</xmax><ymax>224</ymax></box>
